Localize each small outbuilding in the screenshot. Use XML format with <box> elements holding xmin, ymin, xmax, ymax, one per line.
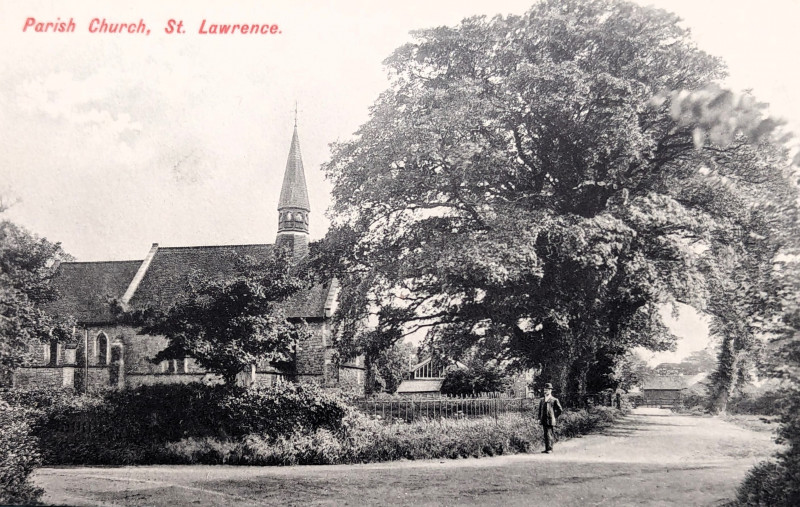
<box><xmin>396</xmin><ymin>358</ymin><xmax>447</xmax><ymax>397</ymax></box>
<box><xmin>641</xmin><ymin>376</ymin><xmax>689</xmax><ymax>407</ymax></box>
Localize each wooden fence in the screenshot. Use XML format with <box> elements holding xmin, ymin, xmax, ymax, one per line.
<box><xmin>354</xmin><ymin>395</ymin><xmax>538</xmax><ymax>422</ymax></box>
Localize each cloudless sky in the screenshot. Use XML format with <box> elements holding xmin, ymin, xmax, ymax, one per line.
<box><xmin>2</xmin><ymin>0</ymin><xmax>798</xmax><ymax>362</ymax></box>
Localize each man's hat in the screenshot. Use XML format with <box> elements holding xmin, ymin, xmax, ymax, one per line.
<box><xmin>543</xmin><ymin>383</ymin><xmax>553</xmax><ymax>390</ymax></box>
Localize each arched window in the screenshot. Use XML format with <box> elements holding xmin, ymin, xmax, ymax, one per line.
<box><xmin>294</xmin><ymin>212</ymin><xmax>303</xmax><ymax>222</ymax></box>
<box><xmin>96</xmin><ymin>333</ymin><xmax>108</xmax><ymax>365</ymax></box>
<box><xmin>286</xmin><ymin>211</ymin><xmax>293</xmax><ymax>221</ymax></box>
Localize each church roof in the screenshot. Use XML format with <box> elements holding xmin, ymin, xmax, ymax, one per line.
<box><xmin>126</xmin><ymin>244</ymin><xmax>331</xmax><ymax>318</ymax></box>
<box><xmin>126</xmin><ymin>244</ymin><xmax>274</xmax><ymax>311</ymax></box>
<box><xmin>47</xmin><ymin>243</ymin><xmax>334</xmax><ymax>323</ymax></box>
<box><xmin>45</xmin><ymin>260</ymin><xmax>143</xmax><ymax>324</ymax></box>
<box><xmin>277</xmin><ymin>126</ymin><xmax>310</xmax><ymax>211</ymax></box>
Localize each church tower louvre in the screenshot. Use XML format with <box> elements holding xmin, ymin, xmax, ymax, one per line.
<box><xmin>276</xmin><ymin>122</ymin><xmax>311</xmax><ymax>257</ymax></box>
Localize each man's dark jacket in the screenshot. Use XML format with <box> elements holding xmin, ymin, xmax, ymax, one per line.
<box><xmin>538</xmin><ymin>396</ymin><xmax>563</xmax><ymax>426</ymax></box>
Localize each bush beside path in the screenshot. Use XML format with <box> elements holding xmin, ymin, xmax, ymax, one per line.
<box><xmin>34</xmin><ymin>408</ymin><xmax>779</xmax><ymax>506</ymax></box>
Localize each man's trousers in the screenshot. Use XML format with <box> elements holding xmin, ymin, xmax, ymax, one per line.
<box><xmin>542</xmin><ymin>425</ymin><xmax>556</xmax><ymax>451</ymax></box>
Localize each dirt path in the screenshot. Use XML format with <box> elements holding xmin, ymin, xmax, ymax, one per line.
<box><xmin>34</xmin><ymin>409</ymin><xmax>780</xmax><ymax>506</ymax></box>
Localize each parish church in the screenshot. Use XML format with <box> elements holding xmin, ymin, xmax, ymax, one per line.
<box><xmin>12</xmin><ymin>125</ymin><xmax>365</xmax><ymax>392</ymax></box>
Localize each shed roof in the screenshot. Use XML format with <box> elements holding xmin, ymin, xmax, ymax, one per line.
<box><xmin>396</xmin><ymin>379</ymin><xmax>444</xmax><ymax>394</ymax></box>
<box><xmin>642</xmin><ymin>376</ymin><xmax>689</xmax><ymax>391</ymax></box>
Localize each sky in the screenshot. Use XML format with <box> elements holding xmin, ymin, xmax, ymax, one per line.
<box><xmin>2</xmin><ymin>0</ymin><xmax>799</xmax><ymax>362</ymax></box>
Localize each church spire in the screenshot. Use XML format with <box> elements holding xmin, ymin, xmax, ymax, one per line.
<box><xmin>276</xmin><ymin>123</ymin><xmax>310</xmax><ymax>257</ymax></box>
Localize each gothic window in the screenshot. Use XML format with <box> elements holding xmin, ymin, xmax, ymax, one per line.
<box><xmin>294</xmin><ymin>212</ymin><xmax>303</xmax><ymax>222</ymax></box>
<box><xmin>287</xmin><ymin>212</ymin><xmax>293</xmax><ymax>221</ymax></box>
<box><xmin>96</xmin><ymin>333</ymin><xmax>108</xmax><ymax>365</ymax></box>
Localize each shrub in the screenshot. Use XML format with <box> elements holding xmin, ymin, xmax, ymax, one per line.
<box><xmin>736</xmin><ymin>461</ymin><xmax>794</xmax><ymax>506</ymax></box>
<box><xmin>1</xmin><ymin>382</ymin><xmax>351</xmax><ymax>465</ymax></box>
<box><xmin>728</xmin><ymin>390</ymin><xmax>788</xmax><ymax>416</ymax></box>
<box><xmin>735</xmin><ymin>387</ymin><xmax>800</xmax><ymax>506</ymax></box>
<box><xmin>236</xmin><ymin>429</ymin><xmax>345</xmax><ymax>465</ymax></box>
<box><xmin>555</xmin><ymin>407</ymin><xmax>616</xmax><ymax>439</ymax></box>
<box><xmin>160</xmin><ymin>406</ymin><xmax>622</xmax><ymax>466</ymax></box>
<box><xmin>677</xmin><ymin>392</ymin><xmax>708</xmax><ymax>412</ymax></box>
<box><xmin>221</xmin><ymin>382</ymin><xmax>349</xmax><ymax>438</ymax></box>
<box><xmin>440</xmin><ymin>362</ymin><xmax>512</xmax><ymax>396</ymax></box>
<box><xmin>4</xmin><ymin>384</ymin><xmax>626</xmax><ymax>467</ymax></box>
<box><xmin>0</xmin><ymin>400</ymin><xmax>43</xmax><ymax>505</ymax></box>
<box><xmin>0</xmin><ymin>386</ymin><xmax>79</xmax><ymax>412</ymax></box>
<box><xmin>163</xmin><ymin>437</ymin><xmax>240</xmax><ymax>465</ymax></box>
<box><xmin>624</xmin><ymin>392</ymin><xmax>645</xmax><ymax>408</ymax></box>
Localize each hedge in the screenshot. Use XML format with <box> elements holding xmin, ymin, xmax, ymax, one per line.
<box><xmin>0</xmin><ymin>400</ymin><xmax>43</xmax><ymax>505</ymax></box>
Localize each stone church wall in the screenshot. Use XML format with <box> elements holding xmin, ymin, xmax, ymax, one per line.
<box><xmin>12</xmin><ymin>366</ymin><xmax>74</xmax><ymax>389</ymax></box>
<box><xmin>14</xmin><ymin>320</ymin><xmax>365</xmax><ymax>391</ymax></box>
<box><xmin>82</xmin><ymin>325</ymin><xmax>166</xmax><ymax>373</ymax></box>
<box><xmin>74</xmin><ymin>366</ymin><xmax>111</xmax><ymax>389</ymax></box>
<box><xmin>294</xmin><ymin>321</ymin><xmax>327</xmax><ymax>376</ymax></box>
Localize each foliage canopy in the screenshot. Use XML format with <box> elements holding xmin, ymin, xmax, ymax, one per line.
<box><xmin>319</xmin><ymin>0</ymin><xmax>800</xmax><ymax>401</ymax></box>
<box><xmin>0</xmin><ymin>218</ymin><xmax>73</xmax><ymax>378</ymax></box>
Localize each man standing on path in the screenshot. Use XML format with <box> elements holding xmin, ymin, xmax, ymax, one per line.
<box><xmin>538</xmin><ymin>383</ymin><xmax>563</xmax><ymax>454</ymax></box>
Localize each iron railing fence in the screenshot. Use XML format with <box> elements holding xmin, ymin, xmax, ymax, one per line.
<box><xmin>354</xmin><ymin>395</ymin><xmax>539</xmax><ymax>422</ymax></box>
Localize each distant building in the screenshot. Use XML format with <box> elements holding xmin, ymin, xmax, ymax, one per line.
<box><xmin>641</xmin><ymin>376</ymin><xmax>689</xmax><ymax>406</ymax></box>
<box><xmin>13</xmin><ymin>125</ymin><xmax>365</xmax><ymax>392</ymax></box>
<box><xmin>396</xmin><ymin>358</ymin><xmax>448</xmax><ymax>397</ymax></box>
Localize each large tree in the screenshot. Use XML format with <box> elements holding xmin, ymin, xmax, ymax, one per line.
<box><xmin>319</xmin><ymin>0</ymin><xmax>798</xmax><ymax>403</ymax></box>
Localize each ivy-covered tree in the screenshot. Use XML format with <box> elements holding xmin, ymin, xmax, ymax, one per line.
<box><xmin>122</xmin><ymin>249</ymin><xmax>311</xmax><ymax>385</ymax></box>
<box><xmin>320</xmin><ymin>0</ymin><xmax>799</xmax><ymax>403</ymax></box>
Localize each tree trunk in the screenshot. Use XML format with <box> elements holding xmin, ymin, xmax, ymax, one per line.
<box><xmin>555</xmin><ymin>362</ymin><xmax>570</xmax><ymax>404</ymax></box>
<box><xmin>711</xmin><ymin>336</ymin><xmax>746</xmax><ymax>414</ymax></box>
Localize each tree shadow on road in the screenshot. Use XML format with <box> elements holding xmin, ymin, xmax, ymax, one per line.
<box><xmin>595</xmin><ymin>415</ymin><xmax>683</xmax><ymax>438</ymax></box>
